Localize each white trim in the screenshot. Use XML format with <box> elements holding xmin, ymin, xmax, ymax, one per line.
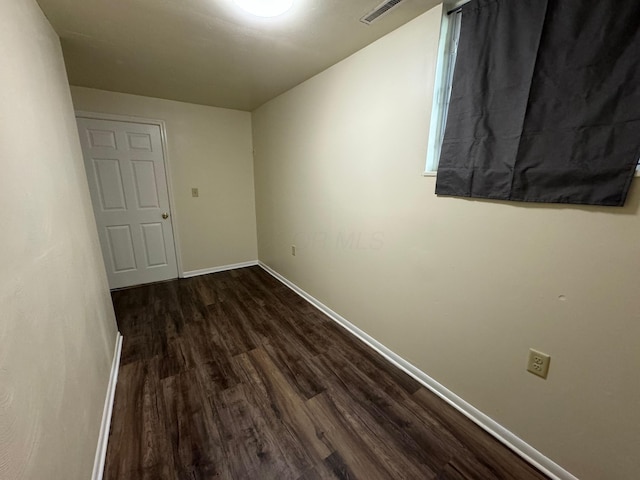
<box><xmin>425</xmin><ymin>2</ymin><xmax>464</xmax><ymax>173</ymax></box>
<box><xmin>257</xmin><ymin>262</ymin><xmax>579</xmax><ymax>480</ymax></box>
<box><xmin>91</xmin><ymin>332</ymin><xmax>123</xmax><ymax>480</ymax></box>
<box><xmin>182</xmin><ymin>260</ymin><xmax>259</xmax><ymax>278</ymax></box>
<box><xmin>74</xmin><ymin>111</ymin><xmax>185</xmax><ymax>278</ymax></box>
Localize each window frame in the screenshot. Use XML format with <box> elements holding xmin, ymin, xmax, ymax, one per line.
<box><xmin>424</xmin><ymin>2</ymin><xmax>466</xmax><ymax>175</ymax></box>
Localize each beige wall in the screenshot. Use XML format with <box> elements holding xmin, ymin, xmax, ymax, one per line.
<box><xmin>70</xmin><ymin>87</ymin><xmax>258</xmax><ymax>273</ymax></box>
<box><xmin>252</xmin><ymin>6</ymin><xmax>640</xmax><ymax>480</ymax></box>
<box><xmin>0</xmin><ymin>1</ymin><xmax>119</xmax><ymax>479</ymax></box>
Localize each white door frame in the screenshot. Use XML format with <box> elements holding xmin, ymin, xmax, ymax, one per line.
<box><xmin>75</xmin><ymin>111</ymin><xmax>185</xmax><ymax>279</ymax></box>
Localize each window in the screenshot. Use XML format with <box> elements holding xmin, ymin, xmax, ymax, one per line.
<box><xmin>424</xmin><ymin>1</ymin><xmax>639</xmax><ymax>177</ymax></box>
<box><xmin>424</xmin><ymin>2</ymin><xmax>464</xmax><ymax>174</ymax></box>
<box><xmin>432</xmin><ymin>0</ymin><xmax>639</xmax><ymax>205</ymax></box>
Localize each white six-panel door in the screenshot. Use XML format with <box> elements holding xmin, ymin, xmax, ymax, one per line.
<box><xmin>77</xmin><ymin>117</ymin><xmax>178</xmax><ymax>289</ymax></box>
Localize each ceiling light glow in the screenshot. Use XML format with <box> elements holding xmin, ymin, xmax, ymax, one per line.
<box><xmin>233</xmin><ymin>0</ymin><xmax>294</xmax><ymax>17</ymax></box>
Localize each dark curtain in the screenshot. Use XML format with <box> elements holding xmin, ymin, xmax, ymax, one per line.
<box><xmin>435</xmin><ymin>0</ymin><xmax>640</xmax><ymax>206</ymax></box>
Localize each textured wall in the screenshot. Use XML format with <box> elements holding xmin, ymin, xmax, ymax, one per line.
<box><xmin>70</xmin><ymin>87</ymin><xmax>258</xmax><ymax>273</ymax></box>
<box><xmin>0</xmin><ymin>1</ymin><xmax>119</xmax><ymax>478</ymax></box>
<box><xmin>252</xmin><ymin>6</ymin><xmax>640</xmax><ymax>480</ymax></box>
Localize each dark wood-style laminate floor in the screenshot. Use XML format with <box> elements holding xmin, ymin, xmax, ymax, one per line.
<box><xmin>105</xmin><ymin>266</ymin><xmax>549</xmax><ymax>480</ymax></box>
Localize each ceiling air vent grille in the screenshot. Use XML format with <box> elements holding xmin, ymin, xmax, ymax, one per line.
<box><xmin>360</xmin><ymin>0</ymin><xmax>404</xmax><ymax>25</ymax></box>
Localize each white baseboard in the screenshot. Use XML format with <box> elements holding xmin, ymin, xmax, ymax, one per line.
<box><xmin>258</xmin><ymin>262</ymin><xmax>578</xmax><ymax>480</ymax></box>
<box><xmin>182</xmin><ymin>260</ymin><xmax>259</xmax><ymax>279</ymax></box>
<box><xmin>92</xmin><ymin>332</ymin><xmax>123</xmax><ymax>480</ymax></box>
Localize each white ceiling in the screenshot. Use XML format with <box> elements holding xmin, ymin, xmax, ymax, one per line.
<box><xmin>37</xmin><ymin>0</ymin><xmax>440</xmax><ymax>111</ymax></box>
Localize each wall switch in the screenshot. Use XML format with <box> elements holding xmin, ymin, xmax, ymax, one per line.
<box><xmin>291</xmin><ymin>245</ymin><xmax>296</xmax><ymax>256</ymax></box>
<box><xmin>191</xmin><ymin>188</ymin><xmax>199</xmax><ymax>197</ymax></box>
<box><xmin>527</xmin><ymin>349</ymin><xmax>551</xmax><ymax>379</ymax></box>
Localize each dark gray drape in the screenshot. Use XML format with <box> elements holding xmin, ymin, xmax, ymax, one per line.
<box><xmin>435</xmin><ymin>0</ymin><xmax>640</xmax><ymax>206</ymax></box>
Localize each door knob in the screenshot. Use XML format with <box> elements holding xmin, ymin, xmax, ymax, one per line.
<box><xmin>162</xmin><ymin>212</ymin><xmax>169</xmax><ymax>219</ymax></box>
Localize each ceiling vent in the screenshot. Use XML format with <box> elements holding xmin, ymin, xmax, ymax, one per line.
<box><xmin>360</xmin><ymin>0</ymin><xmax>404</xmax><ymax>25</ymax></box>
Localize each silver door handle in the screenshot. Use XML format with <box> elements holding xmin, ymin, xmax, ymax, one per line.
<box><xmin>162</xmin><ymin>212</ymin><xmax>169</xmax><ymax>219</ymax></box>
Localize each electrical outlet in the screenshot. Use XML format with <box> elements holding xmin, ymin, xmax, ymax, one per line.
<box><xmin>527</xmin><ymin>349</ymin><xmax>551</xmax><ymax>379</ymax></box>
<box><xmin>291</xmin><ymin>245</ymin><xmax>296</xmax><ymax>256</ymax></box>
<box><xmin>191</xmin><ymin>187</ymin><xmax>199</xmax><ymax>197</ymax></box>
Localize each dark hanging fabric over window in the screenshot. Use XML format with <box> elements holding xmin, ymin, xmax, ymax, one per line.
<box><xmin>435</xmin><ymin>0</ymin><xmax>640</xmax><ymax>206</ymax></box>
